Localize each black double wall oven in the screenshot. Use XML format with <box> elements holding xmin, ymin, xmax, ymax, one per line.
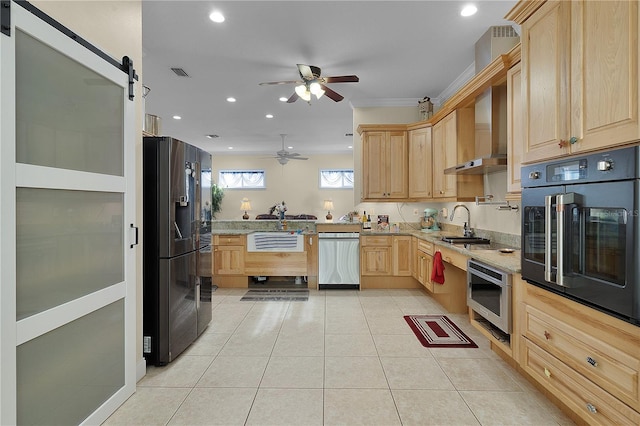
<box><xmin>521</xmin><ymin>146</ymin><xmax>640</xmax><ymax>326</ymax></box>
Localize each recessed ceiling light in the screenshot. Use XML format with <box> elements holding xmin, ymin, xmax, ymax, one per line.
<box><xmin>287</xmin><ymin>146</ymin><xmax>293</xmax><ymax>149</ymax></box>
<box><xmin>226</xmin><ymin>97</ymin><xmax>236</xmax><ymax>102</ymax></box>
<box><xmin>205</xmin><ymin>134</ymin><xmax>219</xmax><ymax>139</ymax></box>
<box><xmin>227</xmin><ymin>146</ymin><xmax>233</xmax><ymax>150</ymax></box>
<box><xmin>265</xmin><ymin>114</ymin><xmax>274</xmax><ymax>119</ymax></box>
<box><xmin>172</xmin><ymin>115</ymin><xmax>181</xmax><ymax>120</ymax></box>
<box><xmin>279</xmin><ymin>97</ymin><xmax>288</xmax><ymax>102</ymax></box>
<box><xmin>461</xmin><ymin>4</ymin><xmax>477</xmax><ymax>17</ymax></box>
<box><xmin>348</xmin><ymin>145</ymin><xmax>353</xmax><ymax>149</ymax></box>
<box><xmin>209</xmin><ymin>11</ymin><xmax>225</xmax><ymax>23</ymax></box>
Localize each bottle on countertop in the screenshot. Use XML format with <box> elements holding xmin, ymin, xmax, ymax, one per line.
<box><xmin>361</xmin><ymin>211</ymin><xmax>367</xmax><ymax>223</ymax></box>
<box><xmin>363</xmin><ymin>212</ymin><xmax>372</xmax><ymax>230</ymax></box>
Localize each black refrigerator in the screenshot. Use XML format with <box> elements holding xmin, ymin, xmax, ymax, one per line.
<box><xmin>143</xmin><ymin>136</ymin><xmax>212</xmax><ymax>365</ymax></box>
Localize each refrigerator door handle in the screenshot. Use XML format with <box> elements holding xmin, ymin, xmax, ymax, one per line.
<box><xmin>129</xmin><ymin>223</ymin><xmax>139</xmax><ymax>248</ymax></box>
<box><xmin>195</xmin><ymin>281</ymin><xmax>201</xmax><ymax>310</ymax></box>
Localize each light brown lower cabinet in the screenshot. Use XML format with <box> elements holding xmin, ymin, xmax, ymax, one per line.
<box><xmin>518</xmin><ymin>281</ymin><xmax>640</xmax><ymax>425</ymax></box>
<box><xmin>360</xmin><ymin>235</ymin><xmax>417</xmax><ymax>289</ymax></box>
<box><xmin>411</xmin><ymin>238</ymin><xmax>467</xmax><ymax>313</ymax></box>
<box><xmin>213</xmin><ymin>234</ymin><xmax>245</xmax><ymax>275</ymax></box>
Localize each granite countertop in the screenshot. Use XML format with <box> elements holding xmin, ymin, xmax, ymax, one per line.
<box><xmin>211</xmin><ymin>229</ymin><xmax>256</xmax><ymax>235</ymax></box>
<box><xmin>406</xmin><ymin>230</ymin><xmax>520</xmax><ymax>274</ymax></box>
<box><xmin>212</xmin><ymin>223</ymin><xmax>521</xmax><ymax>274</ymax></box>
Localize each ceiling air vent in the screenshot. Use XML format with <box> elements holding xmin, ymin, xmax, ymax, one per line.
<box><xmin>491</xmin><ymin>25</ymin><xmax>518</xmax><ymax>38</ymax></box>
<box><xmin>171</xmin><ymin>67</ymin><xmax>190</xmax><ymax>77</ymax></box>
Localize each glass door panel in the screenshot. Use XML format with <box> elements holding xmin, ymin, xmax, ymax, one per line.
<box><xmin>16</xmin><ymin>188</ymin><xmax>124</xmax><ymax>319</ymax></box>
<box><xmin>17</xmin><ymin>300</ymin><xmax>124</xmax><ymax>425</ymax></box>
<box><xmin>15</xmin><ymin>30</ymin><xmax>124</xmax><ymax>176</ymax></box>
<box><xmin>584</xmin><ymin>208</ymin><xmax>626</xmax><ymax>285</ymax></box>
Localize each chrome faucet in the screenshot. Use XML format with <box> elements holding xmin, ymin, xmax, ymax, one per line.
<box><xmin>450</xmin><ymin>204</ymin><xmax>473</xmax><ymax>237</ymax></box>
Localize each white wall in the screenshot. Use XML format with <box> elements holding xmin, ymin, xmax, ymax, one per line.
<box><xmin>356</xmin><ymin>171</ymin><xmax>521</xmax><ymax>236</ymax></box>
<box><xmin>212</xmin><ymin>153</ymin><xmax>355</xmax><ymax>221</ymax></box>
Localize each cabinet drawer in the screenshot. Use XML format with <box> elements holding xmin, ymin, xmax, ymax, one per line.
<box><xmin>417</xmin><ymin>240</ymin><xmax>434</xmax><ymax>255</ymax></box>
<box><xmin>436</xmin><ymin>246</ymin><xmax>468</xmax><ymax>271</ymax></box>
<box><xmin>523</xmin><ymin>339</ymin><xmax>640</xmax><ymax>426</ymax></box>
<box><xmin>523</xmin><ymin>304</ymin><xmax>640</xmax><ymax>409</ymax></box>
<box><xmin>214</xmin><ymin>234</ymin><xmax>245</xmax><ymax>245</ymax></box>
<box><xmin>360</xmin><ymin>235</ymin><xmax>391</xmax><ymax>247</ymax></box>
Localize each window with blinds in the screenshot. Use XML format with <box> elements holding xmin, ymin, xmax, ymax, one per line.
<box><xmin>320</xmin><ymin>169</ymin><xmax>354</xmax><ymax>189</ymax></box>
<box><xmin>218</xmin><ymin>170</ymin><xmax>266</xmax><ymax>189</ymax></box>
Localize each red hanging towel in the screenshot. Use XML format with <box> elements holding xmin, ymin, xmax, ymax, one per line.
<box><xmin>431</xmin><ymin>251</ymin><xmax>445</xmax><ymax>284</ymax></box>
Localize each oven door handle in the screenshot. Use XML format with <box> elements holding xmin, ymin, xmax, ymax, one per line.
<box><xmin>544</xmin><ymin>194</ymin><xmax>557</xmax><ymax>283</ymax></box>
<box><xmin>556</xmin><ymin>194</ymin><xmax>566</xmax><ymax>287</ymax></box>
<box><xmin>556</xmin><ymin>192</ymin><xmax>582</xmax><ymax>287</ymax></box>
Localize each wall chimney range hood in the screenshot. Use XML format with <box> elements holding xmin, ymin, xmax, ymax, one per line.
<box><xmin>444</xmin><ymin>154</ymin><xmax>507</xmax><ymax>175</ymax></box>
<box><xmin>445</xmin><ymin>26</ymin><xmax>519</xmax><ymax>175</ymax></box>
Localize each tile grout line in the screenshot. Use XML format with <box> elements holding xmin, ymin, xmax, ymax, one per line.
<box><xmin>163</xmin><ymin>292</ymin><xmax>255</xmax><ymax>425</ymax></box>
<box><xmin>361</xmin><ymin>289</ymin><xmax>406</xmax><ymax>425</ymax></box>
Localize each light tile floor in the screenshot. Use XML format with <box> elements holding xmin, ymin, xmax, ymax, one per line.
<box><xmin>104</xmin><ymin>288</ymin><xmax>575</xmax><ymax>426</ymax></box>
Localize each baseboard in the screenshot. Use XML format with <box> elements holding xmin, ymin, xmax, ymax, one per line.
<box><xmin>136</xmin><ymin>357</ymin><xmax>146</xmax><ymax>382</ymax></box>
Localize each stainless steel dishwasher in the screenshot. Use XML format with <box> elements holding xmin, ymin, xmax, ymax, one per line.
<box><xmin>318</xmin><ymin>232</ymin><xmax>360</xmax><ymax>289</ymax></box>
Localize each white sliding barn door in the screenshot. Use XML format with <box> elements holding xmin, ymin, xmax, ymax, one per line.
<box><xmin>1</xmin><ymin>4</ymin><xmax>136</xmax><ymax>424</ymax></box>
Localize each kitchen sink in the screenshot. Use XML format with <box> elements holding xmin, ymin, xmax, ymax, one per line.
<box><xmin>441</xmin><ymin>236</ymin><xmax>491</xmax><ymax>245</ymax></box>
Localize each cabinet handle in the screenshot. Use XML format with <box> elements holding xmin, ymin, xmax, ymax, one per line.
<box><xmin>559</xmin><ymin>137</ymin><xmax>578</xmax><ymax>148</ymax></box>
<box><xmin>586</xmin><ymin>403</ymin><xmax>597</xmax><ymax>414</ymax></box>
<box><xmin>544</xmin><ymin>367</ymin><xmax>551</xmax><ymax>378</ymax></box>
<box><xmin>439</xmin><ymin>190</ymin><xmax>444</xmax><ymax>194</ymax></box>
<box><xmin>586</xmin><ymin>356</ymin><xmax>598</xmax><ymax>367</ymax></box>
<box><xmin>544</xmin><ymin>330</ymin><xmax>551</xmax><ymax>340</ymax></box>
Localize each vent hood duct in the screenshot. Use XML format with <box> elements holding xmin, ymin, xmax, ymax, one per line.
<box><xmin>445</xmin><ymin>26</ymin><xmax>519</xmax><ymax>175</ymax></box>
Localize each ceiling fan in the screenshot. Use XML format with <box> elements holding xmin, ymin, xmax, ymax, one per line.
<box><xmin>271</xmin><ymin>134</ymin><xmax>308</xmax><ymax>165</ymax></box>
<box><xmin>259</xmin><ymin>64</ymin><xmax>359</xmax><ymax>103</ymax></box>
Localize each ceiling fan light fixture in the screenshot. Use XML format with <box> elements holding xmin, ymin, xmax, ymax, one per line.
<box><xmin>295</xmin><ymin>84</ymin><xmax>311</xmax><ymax>102</ymax></box>
<box><xmin>309</xmin><ymin>82</ymin><xmax>324</xmax><ymax>99</ymax></box>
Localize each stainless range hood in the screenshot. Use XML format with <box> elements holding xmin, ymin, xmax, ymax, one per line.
<box><xmin>445</xmin><ymin>26</ymin><xmax>519</xmax><ymax>175</ymax></box>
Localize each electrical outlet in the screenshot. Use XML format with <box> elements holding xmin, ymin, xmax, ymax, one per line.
<box><xmin>413</xmin><ymin>208</ymin><xmax>419</xmax><ymax>216</ymax></box>
<box><xmin>441</xmin><ymin>208</ymin><xmax>448</xmax><ymax>217</ymax></box>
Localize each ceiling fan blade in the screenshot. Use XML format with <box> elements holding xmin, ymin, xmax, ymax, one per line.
<box><xmin>297</xmin><ymin>64</ymin><xmax>315</xmax><ymax>81</ymax></box>
<box><xmin>320</xmin><ymin>84</ymin><xmax>344</xmax><ymax>102</ymax></box>
<box><xmin>286</xmin><ymin>92</ymin><xmax>299</xmax><ymax>103</ymax></box>
<box><xmin>286</xmin><ymin>156</ymin><xmax>308</xmax><ymax>160</ymax></box>
<box><xmin>323</xmin><ymin>75</ymin><xmax>359</xmax><ymax>83</ymax></box>
<box><xmin>258</xmin><ymin>80</ymin><xmax>302</xmax><ymax>86</ymax></box>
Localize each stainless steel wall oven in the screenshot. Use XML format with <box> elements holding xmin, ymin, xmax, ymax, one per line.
<box><xmin>521</xmin><ymin>146</ymin><xmax>640</xmax><ymax>326</ymax></box>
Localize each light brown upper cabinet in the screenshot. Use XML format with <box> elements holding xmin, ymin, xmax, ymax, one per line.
<box><xmin>432</xmin><ymin>114</ymin><xmax>458</xmax><ymax>199</ymax></box>
<box><xmin>408</xmin><ymin>125</ymin><xmax>433</xmax><ymax>199</ymax></box>
<box><xmin>513</xmin><ymin>0</ymin><xmax>640</xmax><ymax>164</ymax></box>
<box><xmin>506</xmin><ymin>61</ymin><xmax>523</xmax><ymax>197</ymax></box>
<box><xmin>432</xmin><ymin>109</ymin><xmax>482</xmax><ymax>200</ymax></box>
<box><xmin>360</xmin><ymin>127</ymin><xmax>408</xmax><ymax>201</ymax></box>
